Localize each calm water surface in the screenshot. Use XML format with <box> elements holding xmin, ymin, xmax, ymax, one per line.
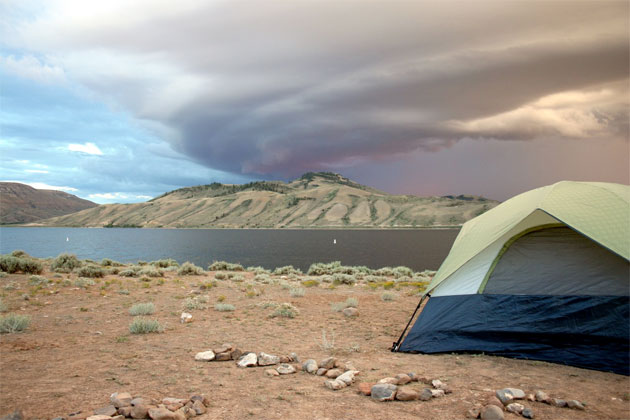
<box><xmin>0</xmin><ymin>228</ymin><xmax>459</xmax><ymax>272</ymax></box>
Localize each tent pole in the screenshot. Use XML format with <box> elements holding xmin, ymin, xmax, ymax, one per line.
<box><xmin>391</xmin><ymin>293</ymin><xmax>430</xmax><ymax>352</ymax></box>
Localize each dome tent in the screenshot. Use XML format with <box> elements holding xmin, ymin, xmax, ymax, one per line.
<box><xmin>394</xmin><ymin>181</ymin><xmax>629</xmax><ymax>375</ymax></box>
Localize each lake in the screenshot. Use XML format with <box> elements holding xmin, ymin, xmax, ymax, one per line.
<box><xmin>0</xmin><ymin>227</ymin><xmax>459</xmax><ymax>272</ymax></box>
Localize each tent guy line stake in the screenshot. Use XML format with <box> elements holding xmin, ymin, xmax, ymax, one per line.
<box><xmin>391</xmin><ymin>293</ymin><xmax>430</xmax><ymax>352</ymax></box>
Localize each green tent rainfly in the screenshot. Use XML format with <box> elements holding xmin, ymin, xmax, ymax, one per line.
<box><xmin>395</xmin><ymin>181</ymin><xmax>630</xmax><ymax>375</ymax></box>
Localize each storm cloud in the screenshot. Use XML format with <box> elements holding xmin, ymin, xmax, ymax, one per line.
<box><xmin>1</xmin><ymin>0</ymin><xmax>628</xmax><ymax>199</ymax></box>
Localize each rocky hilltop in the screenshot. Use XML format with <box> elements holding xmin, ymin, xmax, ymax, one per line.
<box><xmin>35</xmin><ymin>172</ymin><xmax>498</xmax><ymax>228</ymax></box>
<box><xmin>0</xmin><ymin>182</ymin><xmax>97</xmax><ymax>224</ymax></box>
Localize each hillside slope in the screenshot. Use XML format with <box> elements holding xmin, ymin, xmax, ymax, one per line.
<box><xmin>37</xmin><ymin>172</ymin><xmax>498</xmax><ymax>228</ymax></box>
<box><xmin>0</xmin><ymin>182</ymin><xmax>98</xmax><ymax>224</ymax></box>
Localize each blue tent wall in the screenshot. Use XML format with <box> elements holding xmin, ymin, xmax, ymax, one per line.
<box><xmin>398</xmin><ymin>294</ymin><xmax>630</xmax><ymax>375</ymax></box>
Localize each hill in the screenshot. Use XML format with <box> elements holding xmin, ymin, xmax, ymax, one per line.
<box><xmin>36</xmin><ymin>172</ymin><xmax>498</xmax><ymax>228</ymax></box>
<box><xmin>0</xmin><ymin>182</ymin><xmax>98</xmax><ymax>225</ymax></box>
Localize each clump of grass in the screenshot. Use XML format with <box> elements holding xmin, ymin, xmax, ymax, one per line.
<box><xmin>289</xmin><ymin>287</ymin><xmax>305</xmax><ymax>297</ymax></box>
<box><xmin>101</xmin><ymin>258</ymin><xmax>123</xmax><ymax>267</ymax></box>
<box><xmin>365</xmin><ymin>275</ymin><xmax>387</xmax><ymax>283</ymax></box>
<box><xmin>214</xmin><ymin>272</ymin><xmax>228</xmax><ymax>280</ymax></box>
<box><xmin>247</xmin><ymin>266</ymin><xmax>270</xmax><ymax>275</ymax></box>
<box><xmin>374</xmin><ymin>267</ymin><xmax>394</xmax><ymax>277</ymax></box>
<box><xmin>257</xmin><ymin>301</ymin><xmax>278</xmax><ymax>309</ymax></box>
<box><xmin>254</xmin><ymin>273</ymin><xmax>272</xmax><ymax>284</ymax></box>
<box><xmin>177</xmin><ymin>262</ymin><xmax>204</xmax><ymax>276</ymax></box>
<box><xmin>319</xmin><ymin>329</ymin><xmax>335</xmax><ymax>352</ymax></box>
<box><xmin>75</xmin><ymin>265</ymin><xmax>105</xmax><ymax>278</ymax></box>
<box><xmin>393</xmin><ymin>266</ymin><xmax>414</xmax><ymax>278</ymax></box>
<box><xmin>129</xmin><ymin>302</ymin><xmax>156</xmax><ymax>316</ymax></box>
<box><xmin>74</xmin><ymin>277</ymin><xmax>95</xmax><ymax>288</ymax></box>
<box><xmin>0</xmin><ymin>298</ymin><xmax>7</xmax><ymax>312</ymax></box>
<box><xmin>214</xmin><ymin>303</ymin><xmax>236</xmax><ymax>312</ymax></box>
<box><xmin>381</xmin><ymin>291</ymin><xmax>396</xmax><ymax>301</ymax></box>
<box><xmin>382</xmin><ymin>281</ymin><xmax>395</xmax><ymax>290</ymax></box>
<box><xmin>0</xmin><ymin>255</ymin><xmax>44</xmax><ymax>275</ymax></box>
<box><xmin>11</xmin><ymin>250</ymin><xmax>28</xmax><ymax>258</ymax></box>
<box><xmin>331</xmin><ymin>297</ymin><xmax>358</xmax><ymax>312</ymax></box>
<box><xmin>151</xmin><ymin>259</ymin><xmax>179</xmax><ymax>268</ymax></box>
<box><xmin>0</xmin><ymin>272</ymin><xmax>7</xmax><ymax>278</ymax></box>
<box><xmin>301</xmin><ymin>279</ymin><xmax>319</xmax><ymax>287</ymax></box>
<box><xmin>217</xmin><ymin>295</ymin><xmax>226</xmax><ymax>302</ymax></box>
<box><xmin>271</xmin><ymin>302</ymin><xmax>299</xmax><ymax>318</ymax></box>
<box><xmin>118</xmin><ymin>289</ymin><xmax>130</xmax><ymax>295</ymax></box>
<box><xmin>230</xmin><ymin>274</ymin><xmax>245</xmax><ymax>282</ymax></box>
<box><xmin>129</xmin><ymin>317</ymin><xmax>163</xmax><ymax>334</ymax></box>
<box><xmin>139</xmin><ymin>267</ymin><xmax>164</xmax><ymax>277</ymax></box>
<box><xmin>183</xmin><ymin>297</ymin><xmax>207</xmax><ymax>310</ymax></box>
<box><xmin>28</xmin><ymin>275</ymin><xmax>49</xmax><ymax>286</ymax></box>
<box><xmin>0</xmin><ymin>313</ymin><xmax>31</xmax><ymax>333</ymax></box>
<box><xmin>51</xmin><ymin>253</ymin><xmax>82</xmax><ymax>273</ymax></box>
<box><xmin>208</xmin><ymin>261</ymin><xmax>244</xmax><ymax>271</ymax></box>
<box><xmin>273</xmin><ymin>265</ymin><xmax>302</xmax><ymax>276</ymax></box>
<box><xmin>119</xmin><ymin>267</ymin><xmax>140</xmax><ymax>277</ymax></box>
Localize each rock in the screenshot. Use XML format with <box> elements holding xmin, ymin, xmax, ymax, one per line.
<box><xmin>194</xmin><ymin>350</ymin><xmax>215</xmax><ymax>362</ymax></box>
<box><xmin>336</xmin><ymin>370</ymin><xmax>359</xmax><ymax>385</ymax></box>
<box><xmin>357</xmin><ymin>382</ymin><xmax>374</xmax><ymax>396</ymax></box>
<box><xmin>526</xmin><ymin>394</ymin><xmax>535</xmax><ymax>402</ymax></box>
<box><xmin>395</xmin><ymin>388</ymin><xmax>420</xmax><ymax>401</ymax></box>
<box><xmin>466</xmin><ymin>407</ymin><xmax>481</xmax><ymax>419</ymax></box>
<box><xmin>176</xmin><ymin>407</ymin><xmax>194</xmax><ymax>419</ymax></box>
<box><xmin>192</xmin><ymin>400</ymin><xmax>206</xmax><ymax>415</ymax></box>
<box><xmin>495</xmin><ymin>390</ymin><xmax>514</xmax><ymax>405</ymax></box>
<box><xmin>319</xmin><ymin>357</ymin><xmax>336</xmax><ymax>369</ymax></box>
<box><xmin>371</xmin><ymin>384</ymin><xmax>397</xmax><ymax>402</ymax></box>
<box><xmin>290</xmin><ymin>352</ymin><xmax>299</xmax><ymax>363</ymax></box>
<box><xmin>111</xmin><ymin>416</ymin><xmax>125</xmax><ymax>420</ymax></box>
<box><xmin>265</xmin><ymin>369</ymin><xmax>280</xmax><ymax>377</ymax></box>
<box><xmin>419</xmin><ymin>388</ymin><xmax>433</xmax><ymax>401</ymax></box>
<box><xmin>276</xmin><ymin>363</ymin><xmax>296</xmax><ymax>375</ymax></box>
<box><xmin>506</xmin><ymin>403</ymin><xmax>524</xmax><ymax>414</ymax></box>
<box><xmin>190</xmin><ymin>395</ymin><xmax>209</xmax><ymax>407</ymax></box>
<box><xmin>162</xmin><ymin>398</ymin><xmax>187</xmax><ymax>406</ymax></box>
<box><xmin>430</xmin><ymin>389</ymin><xmax>445</xmax><ymax>398</ymax></box>
<box><xmin>342</xmin><ymin>360</ymin><xmax>356</xmax><ymax>371</ymax></box>
<box><xmin>164</xmin><ymin>402</ymin><xmax>183</xmax><ymax>411</ymax></box>
<box><xmin>110</xmin><ymin>392</ymin><xmax>133</xmax><ymax>408</ymax></box>
<box><xmin>408</xmin><ymin>372</ymin><xmax>419</xmax><ymax>382</ymax></box>
<box><xmin>215</xmin><ymin>351</ymin><xmax>232</xmax><ymax>361</ymax></box>
<box><xmin>567</xmin><ymin>400</ymin><xmax>585</xmax><ymax>410</ymax></box>
<box><xmin>325</xmin><ymin>369</ymin><xmax>343</xmax><ymax>378</ymax></box>
<box><xmin>130</xmin><ymin>397</ymin><xmax>149</xmax><ymax>407</ymax></box>
<box><xmin>180</xmin><ymin>312</ymin><xmax>193</xmax><ymax>323</ymax></box>
<box><xmin>324</xmin><ymin>379</ymin><xmax>346</xmax><ymax>390</ymax></box>
<box><xmin>302</xmin><ymin>359</ymin><xmax>318</xmax><ymax>374</ymax></box>
<box><xmin>552</xmin><ymin>398</ymin><xmax>567</xmax><ymax>407</ymax></box>
<box><xmin>0</xmin><ymin>412</ymin><xmax>23</xmax><ymax>420</ymax></box>
<box><xmin>395</xmin><ymin>374</ymin><xmax>411</xmax><ymax>385</ymax></box>
<box><xmin>237</xmin><ymin>352</ymin><xmax>258</xmax><ymax>367</ymax></box>
<box><xmin>68</xmin><ymin>413</ymin><xmax>90</xmax><ymax>420</ymax></box>
<box><xmin>522</xmin><ymin>407</ymin><xmax>535</xmax><ymax>419</ymax></box>
<box><xmin>257</xmin><ymin>352</ymin><xmax>280</xmax><ymax>366</ymax></box>
<box><xmin>230</xmin><ymin>348</ymin><xmax>243</xmax><ymax>360</ymax></box>
<box><xmin>480</xmin><ymin>405</ymin><xmax>504</xmax><ymax>420</ymax></box>
<box><xmin>316</xmin><ymin>368</ymin><xmax>328</xmax><ymax>376</ymax></box>
<box><xmin>148</xmin><ymin>407</ymin><xmax>185</xmax><ymax>420</ymax></box>
<box><xmin>432</xmin><ymin>379</ymin><xmax>447</xmax><ymax>389</ymax></box>
<box><xmin>534</xmin><ymin>390</ymin><xmax>549</xmax><ymax>402</ymax></box>
<box><xmin>214</xmin><ymin>343</ymin><xmax>233</xmax><ymax>354</ymax></box>
<box><xmin>130</xmin><ymin>404</ymin><xmax>149</xmax><ymax>419</ymax></box>
<box><xmin>94</xmin><ymin>405</ymin><xmax>117</xmax><ymax>416</ymax></box>
<box><xmin>86</xmin><ymin>416</ymin><xmax>113</xmax><ymax>420</ymax></box>
<box><xmin>486</xmin><ymin>396</ymin><xmax>504</xmax><ymax>411</ymax></box>
<box><xmin>342</xmin><ymin>307</ymin><xmax>359</xmax><ymax>317</ymax></box>
<box><xmin>117</xmin><ymin>407</ymin><xmax>132</xmax><ymax>417</ymax></box>
<box><xmin>378</xmin><ymin>377</ymin><xmax>398</xmax><ymax>385</ymax></box>
<box><xmin>279</xmin><ymin>356</ymin><xmax>291</xmax><ymax>363</ymax></box>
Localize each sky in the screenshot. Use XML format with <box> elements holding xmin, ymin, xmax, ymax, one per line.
<box><xmin>0</xmin><ymin>0</ymin><xmax>628</xmax><ymax>203</ymax></box>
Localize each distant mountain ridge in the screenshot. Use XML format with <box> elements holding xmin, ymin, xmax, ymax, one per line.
<box><xmin>0</xmin><ymin>182</ymin><xmax>98</xmax><ymax>224</ymax></box>
<box><xmin>34</xmin><ymin>172</ymin><xmax>499</xmax><ymax>228</ymax></box>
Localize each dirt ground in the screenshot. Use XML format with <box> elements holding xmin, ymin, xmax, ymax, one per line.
<box><xmin>1</xmin><ymin>267</ymin><xmax>629</xmax><ymax>420</ymax></box>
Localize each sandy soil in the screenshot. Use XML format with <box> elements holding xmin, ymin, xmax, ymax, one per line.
<box><xmin>1</xmin><ymin>268</ymin><xmax>628</xmax><ymax>420</ymax></box>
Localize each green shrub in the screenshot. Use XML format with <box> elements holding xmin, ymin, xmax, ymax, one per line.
<box><xmin>289</xmin><ymin>287</ymin><xmax>305</xmax><ymax>297</ymax></box>
<box><xmin>0</xmin><ymin>255</ymin><xmax>20</xmax><ymax>273</ymax></box>
<box><xmin>271</xmin><ymin>303</ymin><xmax>299</xmax><ymax>318</ymax></box>
<box><xmin>273</xmin><ymin>265</ymin><xmax>302</xmax><ymax>276</ymax></box>
<box><xmin>331</xmin><ymin>297</ymin><xmax>358</xmax><ymax>312</ymax></box>
<box><xmin>150</xmin><ymin>258</ymin><xmax>180</xmax><ymax>268</ymax></box>
<box><xmin>139</xmin><ymin>267</ymin><xmax>164</xmax><ymax>277</ymax></box>
<box><xmin>230</xmin><ymin>274</ymin><xmax>245</xmax><ymax>282</ymax></box>
<box><xmin>332</xmin><ymin>273</ymin><xmax>355</xmax><ymax>285</ymax></box>
<box><xmin>307</xmin><ymin>261</ymin><xmax>341</xmax><ymax>276</ymax></box>
<box><xmin>118</xmin><ymin>289</ymin><xmax>130</xmax><ymax>295</ymax></box>
<box><xmin>28</xmin><ymin>275</ymin><xmax>49</xmax><ymax>286</ymax></box>
<box><xmin>214</xmin><ymin>272</ymin><xmax>228</xmax><ymax>280</ymax></box>
<box><xmin>51</xmin><ymin>253</ymin><xmax>82</xmax><ymax>273</ymax></box>
<box><xmin>11</xmin><ymin>250</ymin><xmax>28</xmax><ymax>257</ymax></box>
<box><xmin>129</xmin><ymin>302</ymin><xmax>156</xmax><ymax>316</ymax></box>
<box><xmin>20</xmin><ymin>258</ymin><xmax>43</xmax><ymax>274</ymax></box>
<box><xmin>301</xmin><ymin>279</ymin><xmax>319</xmax><ymax>287</ymax></box>
<box><xmin>76</xmin><ymin>265</ymin><xmax>105</xmax><ymax>278</ymax></box>
<box><xmin>381</xmin><ymin>292</ymin><xmax>396</xmax><ymax>301</ymax></box>
<box><xmin>74</xmin><ymin>277</ymin><xmax>95</xmax><ymax>288</ymax></box>
<box><xmin>247</xmin><ymin>266</ymin><xmax>270</xmax><ymax>274</ymax></box>
<box><xmin>0</xmin><ymin>313</ymin><xmax>30</xmax><ymax>333</ymax></box>
<box><xmin>393</xmin><ymin>266</ymin><xmax>414</xmax><ymax>278</ymax></box>
<box><xmin>119</xmin><ymin>268</ymin><xmax>138</xmax><ymax>277</ymax></box>
<box><xmin>375</xmin><ymin>267</ymin><xmax>394</xmax><ymax>277</ymax></box>
<box><xmin>0</xmin><ymin>272</ymin><xmax>7</xmax><ymax>278</ymax></box>
<box><xmin>177</xmin><ymin>262</ymin><xmax>204</xmax><ymax>276</ymax></box>
<box><xmin>214</xmin><ymin>303</ymin><xmax>235</xmax><ymax>312</ymax></box>
<box><xmin>183</xmin><ymin>297</ymin><xmax>207</xmax><ymax>310</ymax></box>
<box><xmin>100</xmin><ymin>258</ymin><xmax>123</xmax><ymax>267</ymax></box>
<box><xmin>254</xmin><ymin>273</ymin><xmax>272</xmax><ymax>284</ymax></box>
<box><xmin>208</xmin><ymin>261</ymin><xmax>244</xmax><ymax>271</ymax></box>
<box><xmin>383</xmin><ymin>281</ymin><xmax>395</xmax><ymax>290</ymax></box>
<box><xmin>0</xmin><ymin>298</ymin><xmax>7</xmax><ymax>312</ymax></box>
<box><xmin>129</xmin><ymin>317</ymin><xmax>163</xmax><ymax>334</ymax></box>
